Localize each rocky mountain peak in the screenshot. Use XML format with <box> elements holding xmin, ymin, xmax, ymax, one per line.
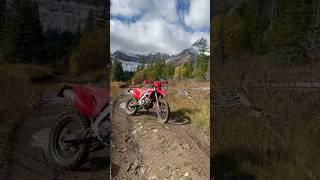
<box><xmin>192</xmin><ymin>37</ymin><xmax>208</xmax><ymax>49</ymax></box>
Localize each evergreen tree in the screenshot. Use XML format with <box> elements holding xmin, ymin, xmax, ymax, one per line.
<box><xmin>145</xmin><ymin>60</ymin><xmax>163</xmax><ymax>80</ymax></box>
<box><xmin>163</xmin><ymin>63</ymin><xmax>175</xmax><ymax>78</ymax></box>
<box><xmin>240</xmin><ymin>0</ymin><xmax>268</xmax><ymax>54</ymax></box>
<box><xmin>0</xmin><ymin>0</ymin><xmax>6</xmax><ymax>31</ymax></box>
<box><xmin>111</xmin><ymin>59</ymin><xmax>124</xmax><ymax>81</ymax></box>
<box><xmin>122</xmin><ymin>71</ymin><xmax>134</xmax><ymax>81</ymax></box>
<box><xmin>84</xmin><ymin>10</ymin><xmax>96</xmax><ymax>34</ymax></box>
<box><xmin>95</xmin><ymin>0</ymin><xmax>106</xmax><ymax>29</ymax></box>
<box><xmin>192</xmin><ymin>46</ymin><xmax>209</xmax><ymax>80</ymax></box>
<box><xmin>0</xmin><ymin>0</ymin><xmax>42</xmax><ymax>63</ymax></box>
<box><xmin>185</xmin><ymin>62</ymin><xmax>193</xmax><ymax>78</ymax></box>
<box><xmin>264</xmin><ymin>0</ymin><xmax>310</xmax><ymax>50</ymax></box>
<box><xmin>0</xmin><ymin>0</ymin><xmax>18</xmax><ymax>62</ymax></box>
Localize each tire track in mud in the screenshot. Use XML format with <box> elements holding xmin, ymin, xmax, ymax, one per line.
<box><xmin>173</xmin><ymin>125</ymin><xmax>210</xmax><ymax>157</ymax></box>
<box><xmin>111</xmin><ymin>93</ymin><xmax>210</xmax><ymax>179</ymax></box>
<box><xmin>110</xmin><ymin>95</ymin><xmax>146</xmax><ymax>179</ymax></box>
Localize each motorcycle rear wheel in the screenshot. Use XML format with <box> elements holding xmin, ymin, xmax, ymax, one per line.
<box><xmin>48</xmin><ymin>110</ymin><xmax>89</xmax><ymax>170</ymax></box>
<box><xmin>157</xmin><ymin>99</ymin><xmax>170</xmax><ymax>123</ymax></box>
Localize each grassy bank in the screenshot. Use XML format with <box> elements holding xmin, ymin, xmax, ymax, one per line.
<box><xmin>110</xmin><ymin>81</ymin><xmax>127</xmax><ymax>98</ymax></box>
<box><xmin>213</xmin><ymin>57</ymin><xmax>320</xmax><ymax>179</ymax></box>
<box><xmin>166</xmin><ymin>80</ymin><xmax>210</xmax><ymax>133</ymax></box>
<box><xmin>0</xmin><ymin>64</ymin><xmax>50</xmax><ymax>178</ymax></box>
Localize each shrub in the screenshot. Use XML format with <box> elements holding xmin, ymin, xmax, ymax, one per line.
<box><xmin>131</xmin><ymin>70</ymin><xmax>145</xmax><ymax>85</ymax></box>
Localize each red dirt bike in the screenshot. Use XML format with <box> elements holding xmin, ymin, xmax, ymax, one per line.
<box><xmin>48</xmin><ymin>84</ymin><xmax>110</xmax><ymax>169</ymax></box>
<box><xmin>125</xmin><ymin>80</ymin><xmax>170</xmax><ymax>123</ymax></box>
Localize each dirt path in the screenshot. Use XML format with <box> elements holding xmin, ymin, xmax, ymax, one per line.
<box><xmin>7</xmin><ymin>84</ymin><xmax>108</xmax><ymax>180</ymax></box>
<box><xmin>111</xmin><ymin>93</ymin><xmax>210</xmax><ymax>180</ymax></box>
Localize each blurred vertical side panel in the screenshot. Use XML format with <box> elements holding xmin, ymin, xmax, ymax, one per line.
<box><xmin>0</xmin><ymin>0</ymin><xmax>111</xmax><ymax>179</ymax></box>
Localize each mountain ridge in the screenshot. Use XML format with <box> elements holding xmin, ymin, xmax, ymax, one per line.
<box><xmin>112</xmin><ymin>37</ymin><xmax>209</xmax><ymax>71</ymax></box>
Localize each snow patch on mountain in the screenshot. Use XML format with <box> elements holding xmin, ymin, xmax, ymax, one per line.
<box><xmin>118</xmin><ymin>60</ymin><xmax>141</xmax><ymax>72</ymax></box>
<box><xmin>112</xmin><ymin>37</ymin><xmax>209</xmax><ymax>71</ymax></box>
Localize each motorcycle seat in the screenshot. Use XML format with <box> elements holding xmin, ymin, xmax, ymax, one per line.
<box><xmin>131</xmin><ymin>88</ymin><xmax>150</xmax><ymax>98</ymax></box>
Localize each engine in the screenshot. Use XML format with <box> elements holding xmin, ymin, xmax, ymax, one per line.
<box><xmin>138</xmin><ymin>92</ymin><xmax>151</xmax><ymax>106</ymax></box>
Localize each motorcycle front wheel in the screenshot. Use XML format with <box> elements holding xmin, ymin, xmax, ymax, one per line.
<box><xmin>48</xmin><ymin>111</ymin><xmax>89</xmax><ymax>170</ymax></box>
<box><xmin>125</xmin><ymin>98</ymin><xmax>138</xmax><ymax>115</ymax></box>
<box><xmin>156</xmin><ymin>99</ymin><xmax>170</xmax><ymax>123</ymax></box>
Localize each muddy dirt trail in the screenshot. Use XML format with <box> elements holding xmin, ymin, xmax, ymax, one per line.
<box><xmin>7</xmin><ymin>84</ymin><xmax>108</xmax><ymax>180</ymax></box>
<box><xmin>111</xmin><ymin>93</ymin><xmax>210</xmax><ymax>180</ymax></box>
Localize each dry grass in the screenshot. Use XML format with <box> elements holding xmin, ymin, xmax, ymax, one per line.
<box><xmin>111</xmin><ymin>81</ymin><xmax>127</xmax><ymax>98</ymax></box>
<box><xmin>0</xmin><ymin>63</ymin><xmax>49</xmax><ymax>178</ymax></box>
<box><xmin>213</xmin><ymin>57</ymin><xmax>320</xmax><ymax>179</ymax></box>
<box><xmin>166</xmin><ymin>80</ymin><xmax>210</xmax><ymax>133</ymax></box>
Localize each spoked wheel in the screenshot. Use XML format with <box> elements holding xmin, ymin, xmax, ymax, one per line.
<box><xmin>125</xmin><ymin>98</ymin><xmax>138</xmax><ymax>115</ymax></box>
<box><xmin>156</xmin><ymin>99</ymin><xmax>170</xmax><ymax>123</ymax></box>
<box><xmin>48</xmin><ymin>111</ymin><xmax>89</xmax><ymax>170</ymax></box>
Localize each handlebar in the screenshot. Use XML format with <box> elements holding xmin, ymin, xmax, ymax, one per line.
<box><xmin>143</xmin><ymin>80</ymin><xmax>168</xmax><ymax>85</ymax></box>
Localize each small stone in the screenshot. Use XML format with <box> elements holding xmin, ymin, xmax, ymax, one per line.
<box><xmin>153</xmin><ymin>129</ymin><xmax>158</xmax><ymax>133</ymax></box>
<box><xmin>182</xmin><ymin>144</ymin><xmax>191</xmax><ymax>150</ymax></box>
<box><xmin>183</xmin><ymin>172</ymin><xmax>190</xmax><ymax>176</ymax></box>
<box><xmin>164</xmin><ymin>125</ymin><xmax>170</xmax><ymax>130</ymax></box>
<box><xmin>151</xmin><ymin>175</ymin><xmax>157</xmax><ymax>179</ymax></box>
<box><xmin>124</xmin><ymin>137</ymin><xmax>131</xmax><ymax>142</ymax></box>
<box><xmin>118</xmin><ymin>147</ymin><xmax>127</xmax><ymax>152</ymax></box>
<box><xmin>140</xmin><ymin>166</ymin><xmax>146</xmax><ymax>174</ymax></box>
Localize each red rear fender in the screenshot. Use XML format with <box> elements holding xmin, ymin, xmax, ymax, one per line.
<box><xmin>129</xmin><ymin>88</ymin><xmax>141</xmax><ymax>99</ymax></box>
<box><xmin>61</xmin><ymin>85</ymin><xmax>109</xmax><ymax>117</ymax></box>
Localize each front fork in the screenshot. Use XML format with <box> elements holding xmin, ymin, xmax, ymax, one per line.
<box><xmin>154</xmin><ymin>91</ymin><xmax>160</xmax><ymax>111</ymax></box>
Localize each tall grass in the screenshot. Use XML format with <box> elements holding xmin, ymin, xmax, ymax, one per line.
<box><xmin>166</xmin><ymin>80</ymin><xmax>210</xmax><ymax>132</ymax></box>
<box><xmin>110</xmin><ymin>81</ymin><xmax>127</xmax><ymax>98</ymax></box>
<box><xmin>213</xmin><ymin>57</ymin><xmax>320</xmax><ymax>179</ymax></box>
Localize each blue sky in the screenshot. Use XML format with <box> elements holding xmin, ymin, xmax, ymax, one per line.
<box><xmin>110</xmin><ymin>0</ymin><xmax>210</xmax><ymax>55</ymax></box>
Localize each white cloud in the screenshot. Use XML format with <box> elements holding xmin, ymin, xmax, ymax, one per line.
<box><xmin>148</xmin><ymin>0</ymin><xmax>178</xmax><ymax>22</ymax></box>
<box><xmin>185</xmin><ymin>0</ymin><xmax>210</xmax><ymax>30</ymax></box>
<box><xmin>110</xmin><ymin>0</ymin><xmax>152</xmax><ymax>17</ymax></box>
<box><xmin>110</xmin><ymin>0</ymin><xmax>210</xmax><ymax>55</ymax></box>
